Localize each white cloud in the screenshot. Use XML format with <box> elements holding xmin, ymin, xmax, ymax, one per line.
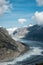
<box><xmin>18</xmin><ymin>19</ymin><xmax>26</xmax><ymax>24</ymax></box>
<box><xmin>0</xmin><ymin>0</ymin><xmax>12</xmax><ymax>15</ymax></box>
<box><xmin>32</xmin><ymin>11</ymin><xmax>43</xmax><ymax>25</ymax></box>
<box><xmin>36</xmin><ymin>0</ymin><xmax>43</xmax><ymax>6</ymax></box>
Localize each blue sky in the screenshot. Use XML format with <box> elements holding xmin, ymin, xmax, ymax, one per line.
<box><xmin>0</xmin><ymin>0</ymin><xmax>43</xmax><ymax>28</ymax></box>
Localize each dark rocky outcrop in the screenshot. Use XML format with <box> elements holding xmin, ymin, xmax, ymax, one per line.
<box><xmin>24</xmin><ymin>25</ymin><xmax>43</xmax><ymax>42</ymax></box>
<box><xmin>36</xmin><ymin>62</ymin><xmax>43</xmax><ymax>65</ymax></box>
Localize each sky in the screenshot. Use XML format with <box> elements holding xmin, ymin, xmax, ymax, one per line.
<box><xmin>0</xmin><ymin>0</ymin><xmax>43</xmax><ymax>28</ymax></box>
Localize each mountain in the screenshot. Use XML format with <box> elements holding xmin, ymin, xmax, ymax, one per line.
<box><xmin>12</xmin><ymin>24</ymin><xmax>43</xmax><ymax>42</ymax></box>
<box><xmin>7</xmin><ymin>27</ymin><xmax>17</xmax><ymax>34</ymax></box>
<box><xmin>13</xmin><ymin>27</ymin><xmax>29</xmax><ymax>39</ymax></box>
<box><xmin>23</xmin><ymin>25</ymin><xmax>43</xmax><ymax>41</ymax></box>
<box><xmin>7</xmin><ymin>25</ymin><xmax>33</xmax><ymax>40</ymax></box>
<box><xmin>0</xmin><ymin>27</ymin><xmax>28</xmax><ymax>61</ymax></box>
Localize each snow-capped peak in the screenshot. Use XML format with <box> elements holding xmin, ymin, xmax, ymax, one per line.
<box><xmin>7</xmin><ymin>27</ymin><xmax>17</xmax><ymax>34</ymax></box>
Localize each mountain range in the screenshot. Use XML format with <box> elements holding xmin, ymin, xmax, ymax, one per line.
<box><xmin>11</xmin><ymin>24</ymin><xmax>43</xmax><ymax>42</ymax></box>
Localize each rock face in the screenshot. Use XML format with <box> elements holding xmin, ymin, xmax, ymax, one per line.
<box><xmin>23</xmin><ymin>25</ymin><xmax>43</xmax><ymax>42</ymax></box>
<box><xmin>0</xmin><ymin>27</ymin><xmax>28</xmax><ymax>62</ymax></box>
<box><xmin>36</xmin><ymin>62</ymin><xmax>43</xmax><ymax>65</ymax></box>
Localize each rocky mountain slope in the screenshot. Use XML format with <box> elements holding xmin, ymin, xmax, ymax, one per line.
<box><xmin>0</xmin><ymin>27</ymin><xmax>28</xmax><ymax>62</ymax></box>
<box><xmin>24</xmin><ymin>25</ymin><xmax>43</xmax><ymax>42</ymax></box>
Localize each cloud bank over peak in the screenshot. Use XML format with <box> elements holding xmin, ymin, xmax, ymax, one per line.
<box><xmin>36</xmin><ymin>0</ymin><xmax>43</xmax><ymax>6</ymax></box>
<box><xmin>32</xmin><ymin>11</ymin><xmax>43</xmax><ymax>25</ymax></box>
<box><xmin>0</xmin><ymin>0</ymin><xmax>12</xmax><ymax>15</ymax></box>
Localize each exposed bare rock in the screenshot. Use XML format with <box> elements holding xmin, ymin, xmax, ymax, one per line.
<box><xmin>0</xmin><ymin>27</ymin><xmax>29</xmax><ymax>62</ymax></box>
